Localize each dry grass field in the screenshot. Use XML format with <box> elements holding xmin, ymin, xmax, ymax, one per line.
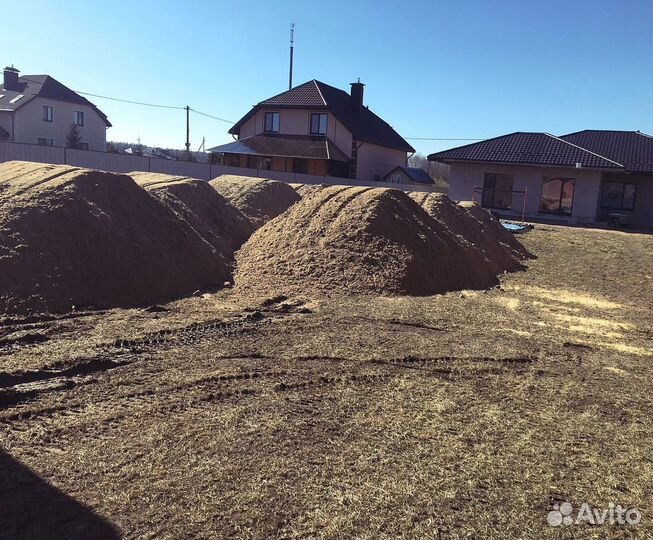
<box><xmin>1</xmin><ymin>224</ymin><xmax>651</xmax><ymax>539</ymax></box>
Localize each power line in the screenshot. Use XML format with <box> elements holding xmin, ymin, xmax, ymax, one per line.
<box><xmin>189</xmin><ymin>108</ymin><xmax>234</xmax><ymax>124</ymax></box>
<box><xmin>75</xmin><ymin>90</ymin><xmax>186</xmax><ymax>110</ymax></box>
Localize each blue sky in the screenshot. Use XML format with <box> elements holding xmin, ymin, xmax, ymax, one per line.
<box><xmin>3</xmin><ymin>0</ymin><xmax>651</xmax><ymax>155</ymax></box>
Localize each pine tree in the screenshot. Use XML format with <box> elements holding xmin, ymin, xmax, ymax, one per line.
<box><xmin>65</xmin><ymin>124</ymin><xmax>83</xmax><ymax>149</ymax></box>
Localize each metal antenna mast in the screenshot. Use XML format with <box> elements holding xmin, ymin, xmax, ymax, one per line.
<box><xmin>289</xmin><ymin>23</ymin><xmax>295</xmax><ymax>90</ymax></box>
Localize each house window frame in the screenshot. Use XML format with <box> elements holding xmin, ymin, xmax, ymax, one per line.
<box><xmin>481</xmin><ymin>173</ymin><xmax>514</xmax><ymax>209</ymax></box>
<box><xmin>600</xmin><ymin>181</ymin><xmax>637</xmax><ymax>211</ymax></box>
<box><xmin>309</xmin><ymin>112</ymin><xmax>328</xmax><ymax>136</ymax></box>
<box><xmin>43</xmin><ymin>105</ymin><xmax>53</xmax><ymax>122</ymax></box>
<box><xmin>539</xmin><ymin>177</ymin><xmax>576</xmax><ymax>216</ymax></box>
<box><xmin>74</xmin><ymin>111</ymin><xmax>85</xmax><ymax>126</ymax></box>
<box><xmin>263</xmin><ymin>111</ymin><xmax>280</xmax><ymax>133</ymax></box>
<box><xmin>37</xmin><ymin>137</ymin><xmax>54</xmax><ymax>146</ymax></box>
<box><xmin>79</xmin><ymin>142</ymin><xmax>89</xmax><ymax>150</ymax></box>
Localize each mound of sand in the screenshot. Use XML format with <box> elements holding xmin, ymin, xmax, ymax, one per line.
<box><xmin>210</xmin><ymin>175</ymin><xmax>300</xmax><ymax>228</ymax></box>
<box><xmin>458</xmin><ymin>200</ymin><xmax>532</xmax><ymax>260</ymax></box>
<box><xmin>0</xmin><ymin>161</ymin><xmax>230</xmax><ymax>314</ymax></box>
<box><xmin>411</xmin><ymin>193</ymin><xmax>530</xmax><ymax>272</ymax></box>
<box><xmin>235</xmin><ymin>186</ymin><xmax>502</xmax><ymax>298</ymax></box>
<box><xmin>130</xmin><ymin>172</ymin><xmax>254</xmax><ymax>256</ymax></box>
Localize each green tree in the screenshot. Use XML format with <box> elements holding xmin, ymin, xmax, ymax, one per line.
<box><xmin>65</xmin><ymin>123</ymin><xmax>83</xmax><ymax>149</ymax></box>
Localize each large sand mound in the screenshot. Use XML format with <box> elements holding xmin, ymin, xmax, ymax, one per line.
<box><xmin>130</xmin><ymin>172</ymin><xmax>254</xmax><ymax>257</ymax></box>
<box><xmin>411</xmin><ymin>193</ymin><xmax>530</xmax><ymax>272</ymax></box>
<box><xmin>235</xmin><ymin>186</ymin><xmax>501</xmax><ymax>298</ymax></box>
<box><xmin>210</xmin><ymin>175</ymin><xmax>300</xmax><ymax>228</ymax></box>
<box><xmin>0</xmin><ymin>161</ymin><xmax>230</xmax><ymax>314</ymax></box>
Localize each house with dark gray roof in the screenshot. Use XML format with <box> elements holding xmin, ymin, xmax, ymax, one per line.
<box><xmin>209</xmin><ymin>79</ymin><xmax>414</xmax><ymax>182</ymax></box>
<box><xmin>429</xmin><ymin>130</ymin><xmax>653</xmax><ymax>229</ymax></box>
<box><xmin>0</xmin><ymin>66</ymin><xmax>110</xmax><ymax>151</ymax></box>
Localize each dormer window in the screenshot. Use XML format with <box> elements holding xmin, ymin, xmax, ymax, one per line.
<box><xmin>310</xmin><ymin>113</ymin><xmax>327</xmax><ymax>135</ymax></box>
<box><xmin>264</xmin><ymin>112</ymin><xmax>280</xmax><ymax>133</ymax></box>
<box><xmin>43</xmin><ymin>105</ymin><xmax>53</xmax><ymax>122</ymax></box>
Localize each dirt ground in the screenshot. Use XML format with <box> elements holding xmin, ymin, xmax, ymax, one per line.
<box><xmin>1</xmin><ymin>225</ymin><xmax>651</xmax><ymax>540</ymax></box>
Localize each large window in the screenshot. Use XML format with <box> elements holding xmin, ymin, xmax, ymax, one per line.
<box><xmin>74</xmin><ymin>111</ymin><xmax>85</xmax><ymax>126</ymax></box>
<box><xmin>482</xmin><ymin>173</ymin><xmax>514</xmax><ymax>209</ymax></box>
<box><xmin>540</xmin><ymin>177</ymin><xmax>575</xmax><ymax>215</ymax></box>
<box><xmin>601</xmin><ymin>181</ymin><xmax>636</xmax><ymax>211</ymax></box>
<box><xmin>264</xmin><ymin>112</ymin><xmax>280</xmax><ymax>133</ymax></box>
<box><xmin>43</xmin><ymin>105</ymin><xmax>53</xmax><ymax>122</ymax></box>
<box><xmin>310</xmin><ymin>113</ymin><xmax>327</xmax><ymax>135</ymax></box>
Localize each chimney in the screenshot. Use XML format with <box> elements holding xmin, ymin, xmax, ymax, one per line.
<box><xmin>350</xmin><ymin>79</ymin><xmax>365</xmax><ymax>112</ymax></box>
<box><xmin>3</xmin><ymin>66</ymin><xmax>20</xmax><ymax>91</ymax></box>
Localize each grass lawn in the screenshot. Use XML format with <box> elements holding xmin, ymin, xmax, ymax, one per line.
<box><xmin>1</xmin><ymin>224</ymin><xmax>651</xmax><ymax>539</ymax></box>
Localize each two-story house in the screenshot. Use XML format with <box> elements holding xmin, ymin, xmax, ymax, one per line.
<box><xmin>209</xmin><ymin>79</ymin><xmax>414</xmax><ymax>181</ymax></box>
<box><xmin>0</xmin><ymin>66</ymin><xmax>111</xmax><ymax>151</ymax></box>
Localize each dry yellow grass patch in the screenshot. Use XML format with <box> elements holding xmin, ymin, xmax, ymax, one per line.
<box><xmin>507</xmin><ymin>284</ymin><xmax>623</xmax><ymax>310</ymax></box>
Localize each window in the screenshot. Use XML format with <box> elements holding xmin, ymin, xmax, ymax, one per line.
<box><xmin>600</xmin><ymin>181</ymin><xmax>636</xmax><ymax>211</ymax></box>
<box><xmin>43</xmin><ymin>105</ymin><xmax>53</xmax><ymax>122</ymax></box>
<box><xmin>246</xmin><ymin>155</ymin><xmax>259</xmax><ymax>169</ymax></box>
<box><xmin>79</xmin><ymin>142</ymin><xmax>89</xmax><ymax>150</ymax></box>
<box><xmin>540</xmin><ymin>177</ymin><xmax>575</xmax><ymax>215</ymax></box>
<box><xmin>292</xmin><ymin>158</ymin><xmax>308</xmax><ymax>174</ymax></box>
<box><xmin>482</xmin><ymin>173</ymin><xmax>514</xmax><ymax>209</ymax></box>
<box><xmin>74</xmin><ymin>111</ymin><xmax>84</xmax><ymax>126</ymax></box>
<box><xmin>264</xmin><ymin>112</ymin><xmax>280</xmax><ymax>133</ymax></box>
<box><xmin>9</xmin><ymin>94</ymin><xmax>23</xmax><ymax>104</ymax></box>
<box><xmin>310</xmin><ymin>113</ymin><xmax>328</xmax><ymax>135</ymax></box>
<box><xmin>389</xmin><ymin>173</ymin><xmax>402</xmax><ymax>184</ymax></box>
<box><xmin>261</xmin><ymin>157</ymin><xmax>272</xmax><ymax>170</ymax></box>
<box><xmin>37</xmin><ymin>137</ymin><xmax>54</xmax><ymax>146</ymax></box>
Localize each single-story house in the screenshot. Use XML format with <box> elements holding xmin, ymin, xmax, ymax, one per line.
<box><xmin>428</xmin><ymin>130</ymin><xmax>653</xmax><ymax>230</ymax></box>
<box><xmin>208</xmin><ymin>79</ymin><xmax>415</xmax><ymax>181</ymax></box>
<box><xmin>383</xmin><ymin>165</ymin><xmax>434</xmax><ymax>186</ymax></box>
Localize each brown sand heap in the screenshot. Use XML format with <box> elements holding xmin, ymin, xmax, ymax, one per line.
<box><xmin>458</xmin><ymin>201</ymin><xmax>532</xmax><ymax>259</ymax></box>
<box><xmin>235</xmin><ymin>186</ymin><xmax>503</xmax><ymax>298</ymax></box>
<box><xmin>210</xmin><ymin>175</ymin><xmax>300</xmax><ymax>228</ymax></box>
<box><xmin>130</xmin><ymin>172</ymin><xmax>255</xmax><ymax>256</ymax></box>
<box><xmin>411</xmin><ymin>193</ymin><xmax>531</xmax><ymax>272</ymax></box>
<box><xmin>0</xmin><ymin>161</ymin><xmax>230</xmax><ymax>314</ymax></box>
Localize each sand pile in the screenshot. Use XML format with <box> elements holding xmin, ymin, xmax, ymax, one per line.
<box><xmin>411</xmin><ymin>193</ymin><xmax>530</xmax><ymax>272</ymax></box>
<box><xmin>0</xmin><ymin>161</ymin><xmax>230</xmax><ymax>314</ymax></box>
<box><xmin>130</xmin><ymin>172</ymin><xmax>254</xmax><ymax>256</ymax></box>
<box><xmin>457</xmin><ymin>201</ymin><xmax>531</xmax><ymax>260</ymax></box>
<box><xmin>210</xmin><ymin>175</ymin><xmax>300</xmax><ymax>228</ymax></box>
<box><xmin>235</xmin><ymin>186</ymin><xmax>501</xmax><ymax>298</ymax></box>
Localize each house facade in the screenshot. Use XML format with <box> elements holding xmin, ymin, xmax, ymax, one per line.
<box><xmin>0</xmin><ymin>66</ymin><xmax>111</xmax><ymax>151</ymax></box>
<box><xmin>429</xmin><ymin>131</ymin><xmax>653</xmax><ymax>230</ymax></box>
<box><xmin>209</xmin><ymin>79</ymin><xmax>414</xmax><ymax>181</ymax></box>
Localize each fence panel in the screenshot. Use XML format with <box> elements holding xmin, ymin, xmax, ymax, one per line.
<box><xmin>66</xmin><ymin>148</ymin><xmax>150</xmax><ymax>173</ymax></box>
<box><xmin>149</xmin><ymin>159</ymin><xmax>211</xmax><ymax>180</ymax></box>
<box><xmin>0</xmin><ymin>142</ymin><xmax>65</xmax><ymax>165</ymax></box>
<box><xmin>1</xmin><ymin>141</ymin><xmax>442</xmax><ymax>193</ymax></box>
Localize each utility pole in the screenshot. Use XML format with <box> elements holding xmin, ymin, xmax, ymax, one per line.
<box><xmin>289</xmin><ymin>23</ymin><xmax>294</xmax><ymax>90</ymax></box>
<box><xmin>185</xmin><ymin>105</ymin><xmax>190</xmax><ymax>153</ymax></box>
